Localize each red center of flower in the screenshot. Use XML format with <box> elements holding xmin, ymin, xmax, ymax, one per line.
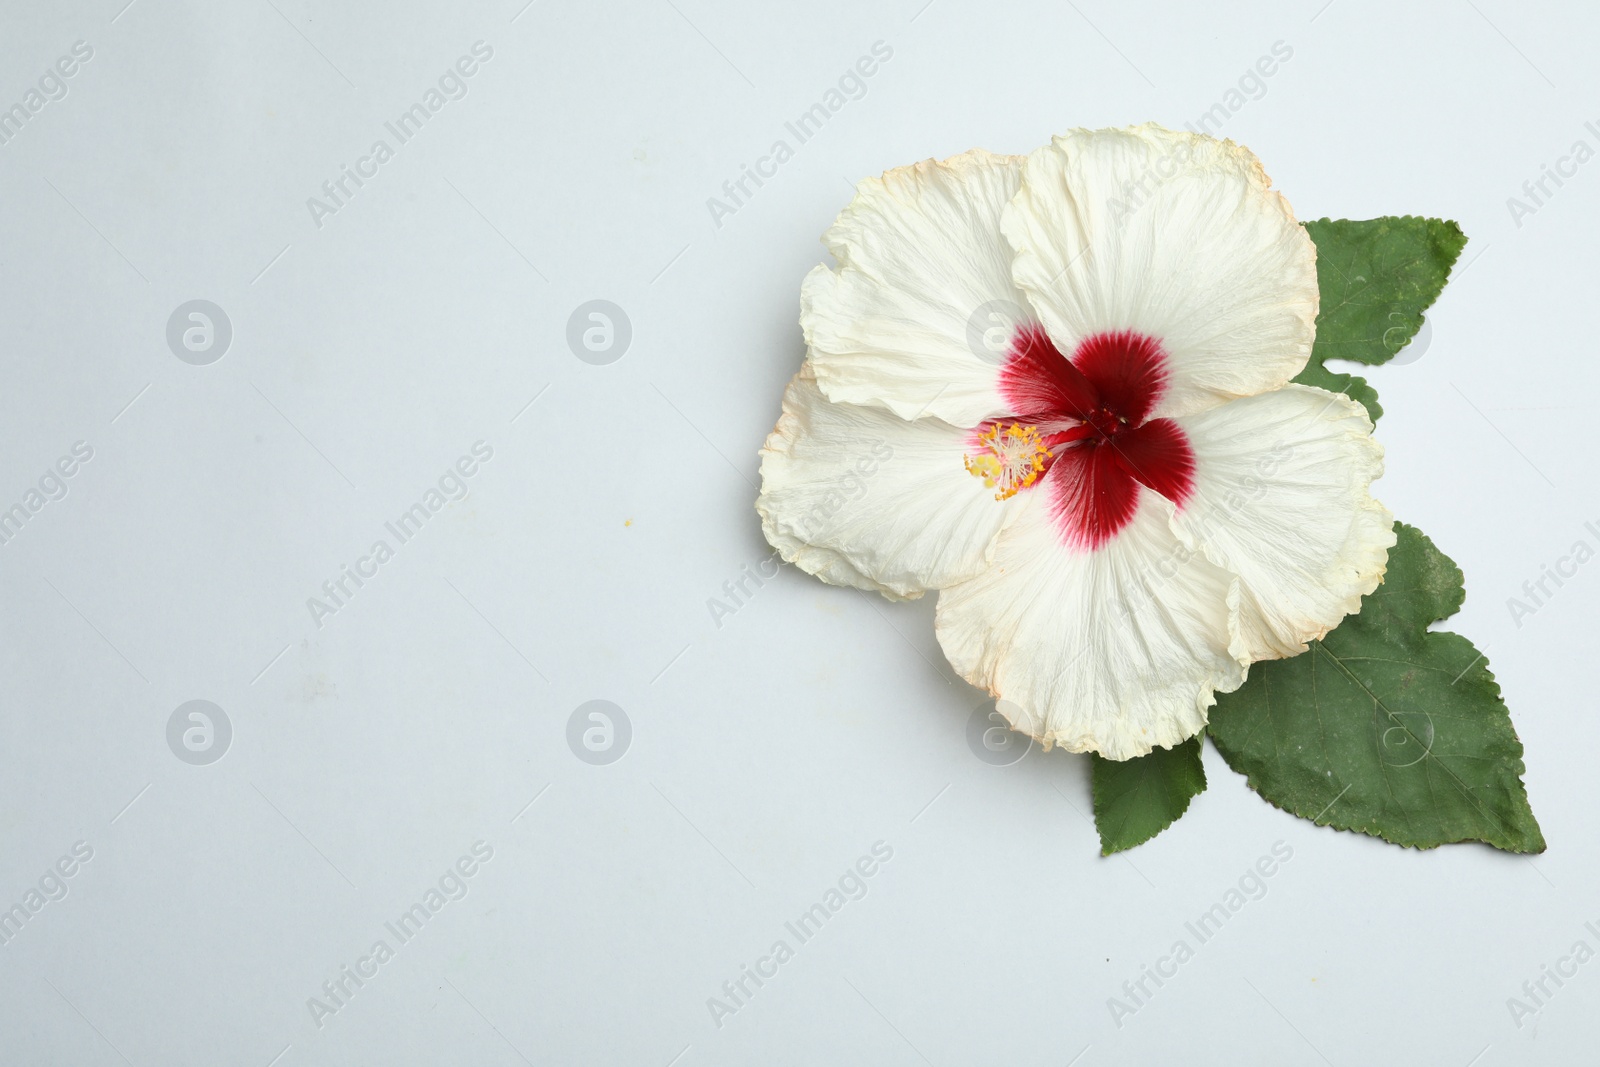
<box><xmin>965</xmin><ymin>324</ymin><xmax>1195</xmax><ymax>549</ymax></box>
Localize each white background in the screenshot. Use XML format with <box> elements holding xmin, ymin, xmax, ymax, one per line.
<box><xmin>0</xmin><ymin>0</ymin><xmax>1594</xmax><ymax>1064</ymax></box>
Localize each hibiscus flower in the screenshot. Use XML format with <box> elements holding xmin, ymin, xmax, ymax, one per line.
<box><xmin>756</xmin><ymin>124</ymin><xmax>1395</xmax><ymax>760</ymax></box>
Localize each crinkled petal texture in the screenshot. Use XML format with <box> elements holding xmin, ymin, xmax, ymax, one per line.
<box><xmin>1169</xmin><ymin>384</ymin><xmax>1396</xmax><ymax>661</ymax></box>
<box><xmin>802</xmin><ymin>149</ymin><xmax>1027</xmax><ymax>428</ymax></box>
<box><xmin>757</xmin><ymin>367</ymin><xmax>1023</xmax><ymax>600</ymax></box>
<box><xmin>934</xmin><ymin>492</ymin><xmax>1248</xmax><ymax>761</ymax></box>
<box><xmin>1001</xmin><ymin>125</ymin><xmax>1319</xmax><ymax>420</ymax></box>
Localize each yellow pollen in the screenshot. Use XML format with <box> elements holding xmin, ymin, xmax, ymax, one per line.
<box><xmin>964</xmin><ymin>422</ymin><xmax>1048</xmax><ymax>500</ymax></box>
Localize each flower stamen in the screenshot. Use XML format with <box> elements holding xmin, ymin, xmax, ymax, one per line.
<box><xmin>965</xmin><ymin>422</ymin><xmax>1049</xmax><ymax>500</ymax></box>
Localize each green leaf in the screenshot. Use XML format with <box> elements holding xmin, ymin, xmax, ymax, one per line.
<box><xmin>1297</xmin><ymin>217</ymin><xmax>1468</xmax><ymax>422</ymax></box>
<box><xmin>1091</xmin><ymin>735</ymin><xmax>1206</xmax><ymax>855</ymax></box>
<box><xmin>1290</xmin><ymin>359</ymin><xmax>1383</xmax><ymax>422</ymax></box>
<box><xmin>1208</xmin><ymin>523</ymin><xmax>1544</xmax><ymax>853</ymax></box>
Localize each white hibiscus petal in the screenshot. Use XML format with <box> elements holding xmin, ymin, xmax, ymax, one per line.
<box><xmin>1001</xmin><ymin>124</ymin><xmax>1318</xmax><ymax>418</ymax></box>
<box><xmin>765</xmin><ymin>537</ymin><xmax>903</xmax><ymax>601</ymax></box>
<box><xmin>1169</xmin><ymin>383</ymin><xmax>1395</xmax><ymax>661</ymax></box>
<box><xmin>802</xmin><ymin>149</ymin><xmax>1027</xmax><ymax>428</ymax></box>
<box><xmin>934</xmin><ymin>492</ymin><xmax>1247</xmax><ymax>760</ymax></box>
<box><xmin>757</xmin><ymin>367</ymin><xmax>1023</xmax><ymax>600</ymax></box>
